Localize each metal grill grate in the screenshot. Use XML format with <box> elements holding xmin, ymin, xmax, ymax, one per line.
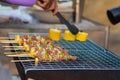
<box><xmin>8</xmin><ymin>32</ymin><xmax>120</xmax><ymax>74</ymax></box>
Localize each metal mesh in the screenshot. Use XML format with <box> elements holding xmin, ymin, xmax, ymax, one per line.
<box><xmin>8</xmin><ymin>32</ymin><xmax>120</xmax><ymax>73</ymax></box>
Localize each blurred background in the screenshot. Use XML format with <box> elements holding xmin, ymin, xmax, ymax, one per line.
<box><xmin>0</xmin><ymin>0</ymin><xmax>120</xmax><ymax>80</ymax></box>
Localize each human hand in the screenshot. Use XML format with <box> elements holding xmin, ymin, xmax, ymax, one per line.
<box><xmin>37</xmin><ymin>0</ymin><xmax>58</xmax><ymax>15</ymax></box>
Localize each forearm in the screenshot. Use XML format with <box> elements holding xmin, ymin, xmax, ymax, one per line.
<box><xmin>0</xmin><ymin>0</ymin><xmax>36</xmax><ymax>6</ymax></box>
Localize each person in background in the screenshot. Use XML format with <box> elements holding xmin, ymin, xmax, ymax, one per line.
<box><xmin>0</xmin><ymin>0</ymin><xmax>58</xmax><ymax>80</ymax></box>
<box><xmin>1</xmin><ymin>0</ymin><xmax>58</xmax><ymax>15</ymax></box>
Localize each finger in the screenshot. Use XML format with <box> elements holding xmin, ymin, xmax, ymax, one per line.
<box><xmin>37</xmin><ymin>0</ymin><xmax>43</xmax><ymax>7</ymax></box>
<box><xmin>42</xmin><ymin>0</ymin><xmax>50</xmax><ymax>8</ymax></box>
<box><xmin>52</xmin><ymin>7</ymin><xmax>58</xmax><ymax>15</ymax></box>
<box><xmin>46</xmin><ymin>0</ymin><xmax>58</xmax><ymax>15</ymax></box>
<box><xmin>47</xmin><ymin>1</ymin><xmax>55</xmax><ymax>11</ymax></box>
<box><xmin>52</xmin><ymin>1</ymin><xmax>58</xmax><ymax>15</ymax></box>
<box><xmin>37</xmin><ymin>0</ymin><xmax>49</xmax><ymax>8</ymax></box>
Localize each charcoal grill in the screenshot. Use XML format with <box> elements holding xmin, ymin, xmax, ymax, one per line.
<box><xmin>8</xmin><ymin>32</ymin><xmax>120</xmax><ymax>80</ymax></box>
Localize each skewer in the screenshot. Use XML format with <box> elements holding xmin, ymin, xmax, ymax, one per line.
<box><xmin>1</xmin><ymin>35</ymin><xmax>77</xmax><ymax>65</ymax></box>
<box><xmin>11</xmin><ymin>58</ymin><xmax>39</xmax><ymax>66</ymax></box>
<box><xmin>4</xmin><ymin>52</ymin><xmax>27</xmax><ymax>55</ymax></box>
<box><xmin>6</xmin><ymin>53</ymin><xmax>30</xmax><ymax>57</ymax></box>
<box><xmin>4</xmin><ymin>47</ymin><xmax>24</xmax><ymax>51</ymax></box>
<box><xmin>35</xmin><ymin>58</ymin><xmax>39</xmax><ymax>66</ymax></box>
<box><xmin>2</xmin><ymin>46</ymin><xmax>23</xmax><ymax>48</ymax></box>
<box><xmin>0</xmin><ymin>37</ymin><xmax>10</xmax><ymax>40</ymax></box>
<box><xmin>0</xmin><ymin>40</ymin><xmax>17</xmax><ymax>43</ymax></box>
<box><xmin>11</xmin><ymin>59</ymin><xmax>35</xmax><ymax>62</ymax></box>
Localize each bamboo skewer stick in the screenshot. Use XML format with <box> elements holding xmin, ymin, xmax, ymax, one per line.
<box><xmin>11</xmin><ymin>59</ymin><xmax>35</xmax><ymax>62</ymax></box>
<box><xmin>0</xmin><ymin>37</ymin><xmax>10</xmax><ymax>40</ymax></box>
<box><xmin>4</xmin><ymin>47</ymin><xmax>25</xmax><ymax>51</ymax></box>
<box><xmin>6</xmin><ymin>53</ymin><xmax>30</xmax><ymax>57</ymax></box>
<box><xmin>0</xmin><ymin>40</ymin><xmax>17</xmax><ymax>43</ymax></box>
<box><xmin>4</xmin><ymin>52</ymin><xmax>27</xmax><ymax>55</ymax></box>
<box><xmin>11</xmin><ymin>59</ymin><xmax>39</xmax><ymax>66</ymax></box>
<box><xmin>11</xmin><ymin>58</ymin><xmax>39</xmax><ymax>66</ymax></box>
<box><xmin>2</xmin><ymin>46</ymin><xmax>23</xmax><ymax>48</ymax></box>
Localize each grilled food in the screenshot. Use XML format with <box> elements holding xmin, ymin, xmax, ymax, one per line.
<box><xmin>76</xmin><ymin>32</ymin><xmax>88</xmax><ymax>42</ymax></box>
<box><xmin>14</xmin><ymin>35</ymin><xmax>77</xmax><ymax>62</ymax></box>
<box><xmin>63</xmin><ymin>30</ymin><xmax>75</xmax><ymax>41</ymax></box>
